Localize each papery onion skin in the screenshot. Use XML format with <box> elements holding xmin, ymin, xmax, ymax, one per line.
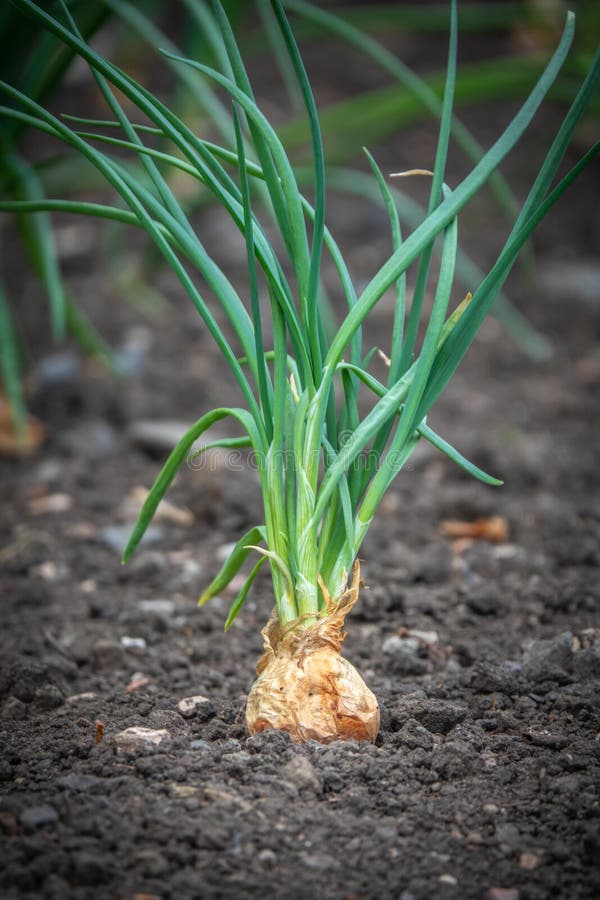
<box><xmin>246</xmin><ymin>562</ymin><xmax>380</xmax><ymax>744</ymax></box>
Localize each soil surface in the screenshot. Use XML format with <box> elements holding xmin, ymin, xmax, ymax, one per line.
<box><xmin>1</xmin><ymin>11</ymin><xmax>600</xmax><ymax>900</ymax></box>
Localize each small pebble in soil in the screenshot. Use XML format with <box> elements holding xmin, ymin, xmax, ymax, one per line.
<box><xmin>280</xmin><ymin>756</ymin><xmax>323</xmax><ymax>795</ymax></box>
<box><xmin>177</xmin><ymin>694</ymin><xmax>213</xmax><ymax>719</ymax></box>
<box><xmin>56</xmin><ymin>774</ymin><xmax>107</xmax><ymax>793</ymax></box>
<box><xmin>97</xmin><ymin>524</ymin><xmax>164</xmax><ymax>555</ymax></box>
<box><xmin>33</xmin><ymin>684</ymin><xmax>64</xmax><ymax>710</ymax></box>
<box><xmin>552</xmin><ymin>774</ymin><xmax>581</xmax><ymax>794</ymax></box>
<box><xmin>60</xmin><ymin>419</ymin><xmax>118</xmax><ymax>461</ymax></box>
<box><xmin>35</xmin><ymin>351</ymin><xmax>81</xmax><ymax>384</ymax></box>
<box><xmin>382</xmin><ymin>635</ymin><xmax>429</xmax><ymax>675</ymax></box>
<box><xmin>495</xmin><ymin>822</ymin><xmax>520</xmax><ymax>850</ymax></box>
<box><xmin>519</xmin><ymin>852</ymin><xmax>542</xmax><ymax>870</ymax></box>
<box><xmin>129</xmin><ymin>419</ymin><xmax>195</xmax><ymax>455</ymax></box>
<box><xmin>1</xmin><ymin>697</ymin><xmax>28</xmax><ymax>720</ymax></box>
<box><xmin>92</xmin><ymin>639</ymin><xmax>126</xmax><ymax>670</ymax></box>
<box><xmin>66</xmin><ymin>692</ymin><xmax>97</xmax><ymax>705</ymax></box>
<box><xmin>113</xmin><ymin>726</ymin><xmax>171</xmax><ymax>755</ymax></box>
<box><xmin>466</xmin><ymin>831</ymin><xmax>485</xmax><ymax>845</ymax></box>
<box><xmin>487</xmin><ymin>890</ymin><xmax>520</xmax><ymax>900</ymax></box>
<box><xmin>137</xmin><ymin>598</ymin><xmax>176</xmax><ymax>618</ymax></box>
<box><xmin>522</xmin><ymin>632</ymin><xmax>573</xmax><ymax>684</ymax></box>
<box><xmin>299</xmin><ymin>851</ymin><xmax>339</xmax><ymax>872</ymax></box>
<box><xmin>28</xmin><ymin>492</ymin><xmax>73</xmax><ymax>515</ymax></box>
<box><xmin>524</xmin><ymin>729</ymin><xmax>570</xmax><ymax>749</ymax></box>
<box><xmin>19</xmin><ymin>805</ymin><xmax>59</xmax><ymax>829</ymax></box>
<box><xmin>439</xmin><ymin>874</ymin><xmax>458</xmax><ymax>887</ymax></box>
<box><xmin>120</xmin><ymin>636</ymin><xmax>147</xmax><ymax>650</ymax></box>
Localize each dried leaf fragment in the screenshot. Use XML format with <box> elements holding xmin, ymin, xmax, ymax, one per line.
<box><xmin>0</xmin><ymin>396</ymin><xmax>45</xmax><ymax>457</ymax></box>
<box><xmin>119</xmin><ymin>485</ymin><xmax>194</xmax><ymax>526</ymax></box>
<box><xmin>94</xmin><ymin>721</ymin><xmax>105</xmax><ymax>744</ymax></box>
<box><xmin>439</xmin><ymin>516</ymin><xmax>508</xmax><ymax>543</ymax></box>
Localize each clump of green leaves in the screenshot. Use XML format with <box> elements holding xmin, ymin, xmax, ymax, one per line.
<box><xmin>1</xmin><ymin>0</ymin><xmax>598</xmax><ymax>629</ymax></box>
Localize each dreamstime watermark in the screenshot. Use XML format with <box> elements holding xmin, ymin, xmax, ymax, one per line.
<box><xmin>186</xmin><ymin>435</ymin><xmax>411</xmax><ymax>473</ymax></box>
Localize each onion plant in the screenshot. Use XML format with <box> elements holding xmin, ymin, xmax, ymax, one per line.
<box><xmin>0</xmin><ymin>1</ymin><xmax>116</xmax><ymax>441</ymax></box>
<box><xmin>1</xmin><ymin>0</ymin><xmax>598</xmax><ymax>742</ymax></box>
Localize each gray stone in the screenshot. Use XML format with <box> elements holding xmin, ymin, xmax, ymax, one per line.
<box><xmin>375</xmin><ymin>819</ymin><xmax>399</xmax><ymax>843</ymax></box>
<box><xmin>487</xmin><ymin>890</ymin><xmax>520</xmax><ymax>900</ymax></box>
<box><xmin>19</xmin><ymin>805</ymin><xmax>58</xmax><ymax>829</ymax></box>
<box><xmin>382</xmin><ymin>635</ymin><xmax>428</xmax><ymax>675</ymax></box>
<box><xmin>525</xmin><ymin>730</ymin><xmax>570</xmax><ymax>749</ymax></box>
<box><xmin>383</xmin><ymin>634</ymin><xmax>419</xmax><ymax>655</ymax></box>
<box><xmin>34</xmin><ymin>684</ymin><xmax>64</xmax><ymax>710</ymax></box>
<box><xmin>280</xmin><ymin>755</ymin><xmax>323</xmax><ymax>794</ymax></box>
<box><xmin>98</xmin><ymin>524</ymin><xmax>163</xmax><ymax>555</ymax></box>
<box><xmin>60</xmin><ymin>420</ymin><xmax>117</xmax><ymax>461</ymax></box>
<box><xmin>137</xmin><ymin>598</ymin><xmax>176</xmax><ymax>618</ymax></box>
<box><xmin>92</xmin><ymin>639</ymin><xmax>125</xmax><ymax>670</ymax></box>
<box><xmin>553</xmin><ymin>774</ymin><xmax>580</xmax><ymax>794</ymax></box>
<box><xmin>113</xmin><ymin>726</ymin><xmax>171</xmax><ymax>755</ymax></box>
<box><xmin>573</xmin><ymin>648</ymin><xmax>600</xmax><ymax>680</ymax></box>
<box><xmin>177</xmin><ymin>694</ymin><xmax>213</xmax><ymax>719</ymax></box>
<box><xmin>114</xmin><ymin>327</ymin><xmax>151</xmax><ymax>376</ymax></box>
<box><xmin>522</xmin><ymin>633</ymin><xmax>573</xmax><ymax>683</ymax></box>
<box><xmin>120</xmin><ymin>636</ymin><xmax>147</xmax><ymax>651</ymax></box>
<box><xmin>495</xmin><ymin>822</ymin><xmax>520</xmax><ymax>848</ymax></box>
<box><xmin>573</xmin><ymin>630</ymin><xmax>600</xmax><ymax>680</ymax></box>
<box><xmin>483</xmin><ymin>803</ymin><xmax>500</xmax><ymax>815</ymax></box>
<box><xmin>1</xmin><ymin>697</ymin><xmax>28</xmax><ymax>720</ymax></box>
<box><xmin>299</xmin><ymin>851</ymin><xmax>339</xmax><ymax>872</ymax></box>
<box><xmin>56</xmin><ymin>774</ymin><xmax>107</xmax><ymax>793</ymax></box>
<box><xmin>129</xmin><ymin>420</ymin><xmax>195</xmax><ymax>454</ymax></box>
<box><xmin>36</xmin><ymin>352</ymin><xmax>80</xmax><ymax>385</ymax></box>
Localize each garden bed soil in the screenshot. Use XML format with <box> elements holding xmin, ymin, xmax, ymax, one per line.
<box><xmin>1</xmin><ymin>16</ymin><xmax>600</xmax><ymax>900</ymax></box>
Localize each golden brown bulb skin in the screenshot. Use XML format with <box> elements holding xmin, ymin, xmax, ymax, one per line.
<box><xmin>246</xmin><ymin>562</ymin><xmax>379</xmax><ymax>744</ymax></box>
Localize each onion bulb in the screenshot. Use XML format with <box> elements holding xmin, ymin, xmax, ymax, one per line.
<box><xmin>246</xmin><ymin>563</ymin><xmax>379</xmax><ymax>743</ymax></box>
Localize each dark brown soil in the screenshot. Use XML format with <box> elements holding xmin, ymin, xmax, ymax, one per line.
<box><xmin>1</xmin><ymin>12</ymin><xmax>600</xmax><ymax>900</ymax></box>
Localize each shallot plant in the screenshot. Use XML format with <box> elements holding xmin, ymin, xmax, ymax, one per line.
<box><xmin>1</xmin><ymin>0</ymin><xmax>598</xmax><ymax>742</ymax></box>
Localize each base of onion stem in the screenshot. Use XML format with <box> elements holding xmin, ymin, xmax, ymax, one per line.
<box><xmin>246</xmin><ymin>561</ymin><xmax>380</xmax><ymax>744</ymax></box>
